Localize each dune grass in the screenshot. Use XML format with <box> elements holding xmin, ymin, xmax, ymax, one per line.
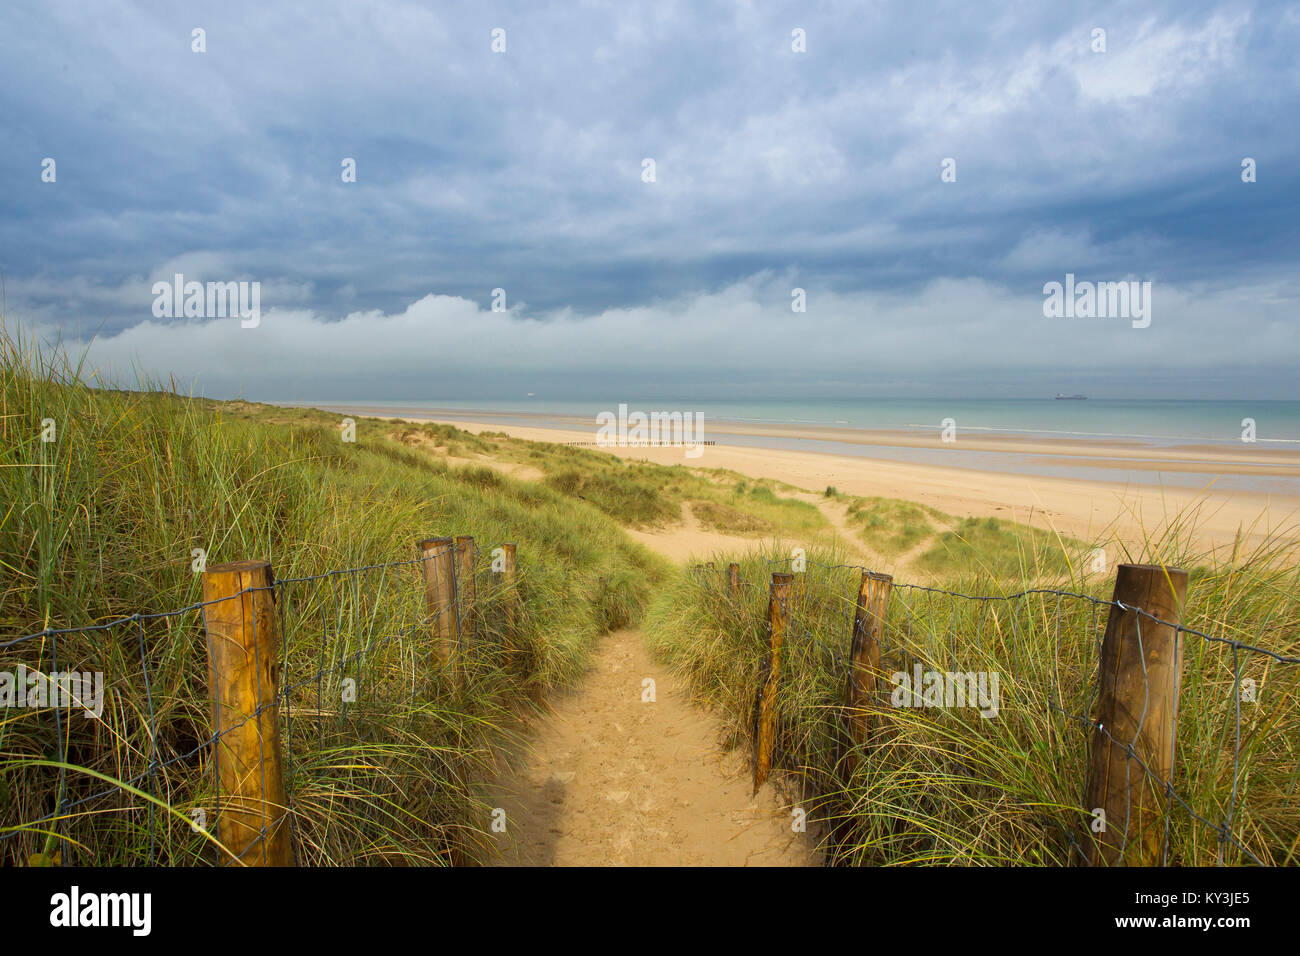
<box><xmin>645</xmin><ymin>524</ymin><xmax>1300</xmax><ymax>866</ymax></box>
<box><xmin>0</xmin><ymin>328</ymin><xmax>667</xmax><ymax>866</ymax></box>
<box><xmin>706</xmin><ymin>480</ymin><xmax>826</xmax><ymax>536</ymax></box>
<box><xmin>915</xmin><ymin>514</ymin><xmax>1080</xmax><ymax>579</ymax></box>
<box><xmin>5</xmin><ymin>324</ymin><xmax>1295</xmax><ymax>869</ymax></box>
<box><xmin>545</xmin><ymin>461</ymin><xmax>680</xmax><ymax>528</ymax></box>
<box><xmin>452</xmin><ymin>435</ymin><xmax>828</xmax><ymax>536</ymax></box>
<box><xmin>845</xmin><ymin>496</ymin><xmax>946</xmax><ymax>554</ymax></box>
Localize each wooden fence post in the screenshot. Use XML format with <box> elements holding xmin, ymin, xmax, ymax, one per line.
<box><xmin>1083</xmin><ymin>563</ymin><xmax>1188</xmax><ymax>866</ymax></box>
<box><xmin>455</xmin><ymin>535</ymin><xmax>477</xmax><ymax>644</ymax></box>
<box><xmin>844</xmin><ymin>571</ymin><xmax>892</xmax><ymax>767</ymax></box>
<box><xmin>494</xmin><ymin>542</ymin><xmax>518</xmax><ymax>645</ymax></box>
<box><xmin>201</xmin><ymin>560</ymin><xmax>295</xmax><ymax>866</ymax></box>
<box><xmin>418</xmin><ymin>537</ymin><xmax>459</xmax><ymax>688</ymax></box>
<box><xmin>754</xmin><ymin>573</ymin><xmax>793</xmax><ymax>792</ymax></box>
<box><xmin>728</xmin><ymin>563</ymin><xmax>740</xmax><ymax>599</ymax></box>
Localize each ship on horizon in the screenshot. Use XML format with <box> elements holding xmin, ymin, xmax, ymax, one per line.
<box><xmin>1054</xmin><ymin>393</ymin><xmax>1087</xmax><ymax>400</ymax></box>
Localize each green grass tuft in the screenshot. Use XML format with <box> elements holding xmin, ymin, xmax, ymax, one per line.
<box><xmin>0</xmin><ymin>327</ymin><xmax>667</xmax><ymax>866</ymax></box>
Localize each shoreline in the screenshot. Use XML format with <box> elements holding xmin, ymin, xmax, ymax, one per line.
<box><xmin>293</xmin><ymin>401</ymin><xmax>1300</xmax><ymax>553</ymax></box>
<box><xmin>289</xmin><ymin>402</ymin><xmax>1300</xmax><ymax>463</ymax></box>
<box><xmin>295</xmin><ymin>402</ymin><xmax>1300</xmax><ymax>478</ymax></box>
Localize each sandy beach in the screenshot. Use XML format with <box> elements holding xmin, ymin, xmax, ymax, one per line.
<box><xmin>346</xmin><ymin>407</ymin><xmax>1300</xmax><ymax>469</ymax></box>
<box><xmin>313</xmin><ymin>404</ymin><xmax>1300</xmax><ymax>556</ymax></box>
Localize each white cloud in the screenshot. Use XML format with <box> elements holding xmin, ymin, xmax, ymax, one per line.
<box><xmin>27</xmin><ymin>274</ymin><xmax>1296</xmax><ymax>400</ymax></box>
<box><xmin>1072</xmin><ymin>12</ymin><xmax>1251</xmax><ymax>103</ymax></box>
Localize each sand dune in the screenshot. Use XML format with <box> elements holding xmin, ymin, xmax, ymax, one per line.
<box><xmin>395</xmin><ymin>416</ymin><xmax>1300</xmax><ymax>555</ymax></box>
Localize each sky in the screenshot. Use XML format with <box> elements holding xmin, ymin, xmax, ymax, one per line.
<box><xmin>1</xmin><ymin>0</ymin><xmax>1297</xmax><ymax>401</ymax></box>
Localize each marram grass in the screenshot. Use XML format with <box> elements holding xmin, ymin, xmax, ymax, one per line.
<box><xmin>645</xmin><ymin>524</ymin><xmax>1300</xmax><ymax>866</ymax></box>
<box><xmin>0</xmin><ymin>327</ymin><xmax>667</xmax><ymax>866</ymax></box>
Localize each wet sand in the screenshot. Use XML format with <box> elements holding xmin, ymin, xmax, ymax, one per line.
<box><xmin>306</xmin><ymin>403</ymin><xmax>1300</xmax><ymax>552</ymax></box>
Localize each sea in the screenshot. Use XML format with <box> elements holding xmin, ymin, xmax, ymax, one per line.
<box><xmin>310</xmin><ymin>398</ymin><xmax>1300</xmax><ymax>447</ymax></box>
<box><xmin>294</xmin><ymin>397</ymin><xmax>1300</xmax><ymax>495</ymax></box>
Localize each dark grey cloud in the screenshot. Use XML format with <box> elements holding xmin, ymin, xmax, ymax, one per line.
<box><xmin>1</xmin><ymin>0</ymin><xmax>1297</xmax><ymax>397</ymax></box>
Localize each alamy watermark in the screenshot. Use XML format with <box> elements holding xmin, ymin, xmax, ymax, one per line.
<box><xmin>1</xmin><ymin>666</ymin><xmax>104</xmax><ymax>718</ymax></box>
<box><xmin>890</xmin><ymin>665</ymin><xmax>1000</xmax><ymax>718</ymax></box>
<box><xmin>1042</xmin><ymin>273</ymin><xmax>1151</xmax><ymax>328</ymax></box>
<box><xmin>594</xmin><ymin>404</ymin><xmax>707</xmax><ymax>459</ymax></box>
<box><xmin>152</xmin><ymin>273</ymin><xmax>261</xmax><ymax>328</ymax></box>
<box><xmin>50</xmin><ymin>886</ymin><xmax>150</xmax><ymax>936</ymax></box>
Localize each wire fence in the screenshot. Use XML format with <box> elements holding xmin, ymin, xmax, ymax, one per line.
<box><xmin>5</xmin><ymin>543</ymin><xmax>1293</xmax><ymax>867</ymax></box>
<box><xmin>0</xmin><ymin>539</ymin><xmax>523</xmax><ymax>866</ymax></box>
<box><xmin>690</xmin><ymin>556</ymin><xmax>1299</xmax><ymax>866</ymax></box>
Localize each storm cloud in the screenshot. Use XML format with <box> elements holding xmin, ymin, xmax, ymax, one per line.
<box><xmin>2</xmin><ymin>0</ymin><xmax>1297</xmax><ymax>398</ymax></box>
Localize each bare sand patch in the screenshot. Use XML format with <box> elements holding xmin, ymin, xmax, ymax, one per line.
<box><xmin>402</xmin><ymin>418</ymin><xmax>1300</xmax><ymax>553</ymax></box>
<box><xmin>446</xmin><ymin>455</ymin><xmax>545</xmax><ymax>483</ymax></box>
<box><xmin>488</xmin><ymin>629</ymin><xmax>819</xmax><ymax>866</ymax></box>
<box><xmin>625</xmin><ymin>501</ymin><xmax>772</xmax><ymax>564</ymax></box>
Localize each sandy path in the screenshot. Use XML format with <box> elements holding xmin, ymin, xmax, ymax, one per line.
<box><xmin>793</xmin><ymin>492</ymin><xmax>881</xmax><ymax>563</ymax></box>
<box><xmin>625</xmin><ymin>500</ymin><xmax>767</xmax><ymax>564</ymax></box>
<box><xmin>489</xmin><ymin>629</ymin><xmax>820</xmax><ymax>866</ymax></box>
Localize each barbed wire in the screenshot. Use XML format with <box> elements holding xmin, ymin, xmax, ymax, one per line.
<box><xmin>690</xmin><ymin>554</ymin><xmax>1297</xmax><ymax>865</ymax></box>
<box><xmin>0</xmin><ymin>543</ymin><xmax>523</xmax><ymax>866</ymax></box>
<box><xmin>7</xmin><ymin>549</ymin><xmax>1290</xmax><ymax>866</ymax></box>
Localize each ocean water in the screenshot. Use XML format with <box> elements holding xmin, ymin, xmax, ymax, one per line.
<box><xmin>299</xmin><ymin>396</ymin><xmax>1300</xmax><ymax>493</ymax></box>
<box><xmin>321</xmin><ymin>398</ymin><xmax>1300</xmax><ymax>447</ymax></box>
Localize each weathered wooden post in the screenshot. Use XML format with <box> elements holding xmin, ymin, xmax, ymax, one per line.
<box><xmin>493</xmin><ymin>542</ymin><xmax>518</xmax><ymax>645</ymax></box>
<box><xmin>844</xmin><ymin>571</ymin><xmax>893</xmax><ymax>765</ymax></box>
<box><xmin>1083</xmin><ymin>563</ymin><xmax>1188</xmax><ymax>866</ymax></box>
<box><xmin>201</xmin><ymin>560</ymin><xmax>295</xmax><ymax>866</ymax></box>
<box><xmin>455</xmin><ymin>535</ymin><xmax>477</xmax><ymax>644</ymax></box>
<box><xmin>728</xmin><ymin>563</ymin><xmax>740</xmax><ymax>599</ymax></box>
<box><xmin>418</xmin><ymin>537</ymin><xmax>459</xmax><ymax>687</ymax></box>
<box><xmin>754</xmin><ymin>573</ymin><xmax>793</xmax><ymax>792</ymax></box>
